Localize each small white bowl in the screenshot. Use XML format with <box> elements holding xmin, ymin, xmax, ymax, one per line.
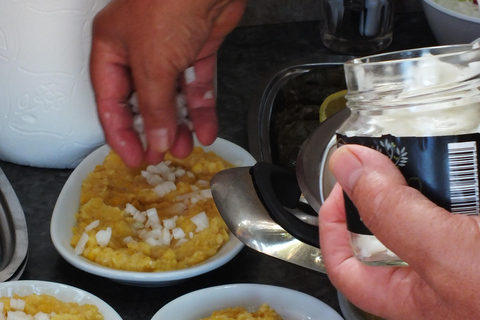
<box><xmin>422</xmin><ymin>0</ymin><xmax>480</xmax><ymax>44</ymax></box>
<box><xmin>51</xmin><ymin>138</ymin><xmax>256</xmax><ymax>286</ymax></box>
<box><xmin>0</xmin><ymin>280</ymin><xmax>122</xmax><ymax>319</ymax></box>
<box><xmin>151</xmin><ymin>283</ymin><xmax>344</xmax><ymax>320</ymax></box>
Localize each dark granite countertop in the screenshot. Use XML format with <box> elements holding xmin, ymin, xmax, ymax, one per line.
<box><xmin>0</xmin><ymin>12</ymin><xmax>437</xmax><ymax>320</ymax></box>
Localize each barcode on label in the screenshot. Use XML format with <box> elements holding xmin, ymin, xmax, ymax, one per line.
<box><xmin>448</xmin><ymin>141</ymin><xmax>479</xmax><ymax>215</ymax></box>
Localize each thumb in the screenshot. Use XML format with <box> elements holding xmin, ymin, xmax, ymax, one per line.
<box><xmin>329</xmin><ymin>144</ymin><xmax>452</xmax><ymax>269</ymax></box>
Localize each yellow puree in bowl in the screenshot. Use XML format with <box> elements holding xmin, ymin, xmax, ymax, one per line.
<box><xmin>202</xmin><ymin>304</ymin><xmax>283</xmax><ymax>320</ymax></box>
<box><xmin>70</xmin><ymin>147</ymin><xmax>233</xmax><ymax>272</ymax></box>
<box><xmin>0</xmin><ymin>294</ymin><xmax>103</xmax><ymax>319</ymax></box>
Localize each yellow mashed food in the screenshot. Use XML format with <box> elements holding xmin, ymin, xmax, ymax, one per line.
<box><xmin>202</xmin><ymin>304</ymin><xmax>283</xmax><ymax>320</ymax></box>
<box><xmin>0</xmin><ymin>293</ymin><xmax>103</xmax><ymax>319</ymax></box>
<box><xmin>71</xmin><ymin>147</ymin><xmax>234</xmax><ymax>272</ymax></box>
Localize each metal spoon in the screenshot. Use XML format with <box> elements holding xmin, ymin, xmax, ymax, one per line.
<box><xmin>0</xmin><ymin>168</ymin><xmax>29</xmax><ymax>282</ymax></box>
<box><xmin>211</xmin><ymin>166</ymin><xmax>325</xmax><ymax>273</ymax></box>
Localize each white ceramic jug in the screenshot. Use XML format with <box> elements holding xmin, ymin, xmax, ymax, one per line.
<box><xmin>0</xmin><ymin>0</ymin><xmax>110</xmax><ymax>168</ymax></box>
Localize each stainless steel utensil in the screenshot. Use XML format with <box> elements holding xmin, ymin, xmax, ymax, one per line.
<box><xmin>0</xmin><ymin>168</ymin><xmax>28</xmax><ymax>282</ymax></box>
<box><xmin>211</xmin><ymin>167</ymin><xmax>325</xmax><ymax>273</ymax></box>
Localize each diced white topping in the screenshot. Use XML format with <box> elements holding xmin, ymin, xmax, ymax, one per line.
<box><xmin>85</xmin><ymin>220</ymin><xmax>100</xmax><ymax>232</ymax></box>
<box><xmin>125</xmin><ymin>203</ymin><xmax>139</xmax><ymax>216</ymax></box>
<box><xmin>174</xmin><ymin>184</ymin><xmax>213</xmax><ymax>204</ymax></box>
<box><xmin>74</xmin><ymin>232</ymin><xmax>89</xmax><ymax>255</ymax></box>
<box><xmin>132</xmin><ymin>221</ymin><xmax>145</xmax><ymax>229</ymax></box>
<box><xmin>84</xmin><ymin>201</ymin><xmax>216</xmax><ymax>251</ymax></box>
<box><xmin>143</xmin><ymin>228</ymin><xmax>163</xmax><ymax>240</ymax></box>
<box><xmin>190</xmin><ymin>195</ymin><xmax>200</xmax><ymax>204</ymax></box>
<box><xmin>130</xmin><ymin>93</ymin><xmax>140</xmax><ymax>112</ymax></box>
<box><xmin>145</xmin><ymin>237</ymin><xmax>160</xmax><ymax>247</ymax></box>
<box><xmin>123</xmin><ymin>236</ymin><xmax>136</xmax><ymax>245</ymax></box>
<box><xmin>145</xmin><ymin>208</ymin><xmax>160</xmax><ymax>227</ymax></box>
<box><xmin>33</xmin><ymin>312</ymin><xmax>50</xmax><ymax>320</ymax></box>
<box><xmin>6</xmin><ymin>311</ymin><xmax>31</xmax><ymax>320</ymax></box>
<box><xmin>137</xmin><ymin>229</ymin><xmax>148</xmax><ymax>239</ymax></box>
<box><xmin>203</xmin><ymin>90</ymin><xmax>214</xmax><ymax>100</ymax></box>
<box><xmin>132</xmin><ymin>92</ymin><xmax>193</xmax><ymax>140</ymax></box>
<box><xmin>184</xmin><ymin>66</ymin><xmax>196</xmax><ymax>84</ymax></box>
<box><xmin>145</xmin><ymin>174</ymin><xmax>164</xmax><ymax>187</ymax></box>
<box><xmin>174</xmin><ymin>194</ymin><xmax>189</xmax><ymax>202</ymax></box>
<box><xmin>165</xmin><ymin>203</ymin><xmax>187</xmax><ymax>216</ymax></box>
<box><xmin>191</xmin><ymin>211</ymin><xmax>209</xmax><ymax>232</ymax></box>
<box><xmin>163</xmin><ymin>217</ymin><xmax>177</xmax><ymax>230</ymax></box>
<box><xmin>146</xmin><ymin>165</ymin><xmax>161</xmax><ymax>174</ymax></box>
<box><xmin>95</xmin><ymin>227</ymin><xmax>112</xmax><ymax>247</ymax></box>
<box><xmin>200</xmin><ymin>189</ymin><xmax>212</xmax><ymax>198</ymax></box>
<box><xmin>196</xmin><ymin>180</ymin><xmax>209</xmax><ymax>187</ymax></box>
<box><xmin>133</xmin><ymin>212</ymin><xmax>147</xmax><ymax>223</ymax></box>
<box><xmin>153</xmin><ymin>181</ymin><xmax>177</xmax><ymax>197</ymax></box>
<box><xmin>165</xmin><ymin>172</ymin><xmax>175</xmax><ymax>182</ymax></box>
<box><xmin>133</xmin><ymin>211</ymin><xmax>147</xmax><ymax>224</ymax></box>
<box><xmin>10</xmin><ymin>299</ymin><xmax>25</xmax><ymax>311</ymax></box>
<box><xmin>172</xmin><ymin>228</ymin><xmax>185</xmax><ymax>239</ymax></box>
<box><xmin>174</xmin><ymin>168</ymin><xmax>186</xmax><ymax>177</ymax></box>
<box><xmin>157</xmin><ymin>162</ymin><xmax>170</xmax><ymax>173</ymax></box>
<box><xmin>161</xmin><ymin>228</ymin><xmax>172</xmax><ymax>245</ymax></box>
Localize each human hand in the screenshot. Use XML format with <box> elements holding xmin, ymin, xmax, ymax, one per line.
<box><xmin>319</xmin><ymin>144</ymin><xmax>480</xmax><ymax>320</ymax></box>
<box><xmin>90</xmin><ymin>0</ymin><xmax>247</xmax><ymax>167</ymax></box>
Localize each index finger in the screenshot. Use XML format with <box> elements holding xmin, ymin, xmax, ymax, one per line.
<box><xmin>90</xmin><ymin>40</ymin><xmax>145</xmax><ymax>168</ymax></box>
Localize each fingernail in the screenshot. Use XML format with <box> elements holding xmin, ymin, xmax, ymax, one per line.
<box><xmin>148</xmin><ymin>128</ymin><xmax>169</xmax><ymax>153</ymax></box>
<box><xmin>329</xmin><ymin>146</ymin><xmax>364</xmax><ymax>195</ymax></box>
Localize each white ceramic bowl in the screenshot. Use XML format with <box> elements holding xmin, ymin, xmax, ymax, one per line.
<box><xmin>0</xmin><ymin>280</ymin><xmax>122</xmax><ymax>319</ymax></box>
<box><xmin>422</xmin><ymin>0</ymin><xmax>480</xmax><ymax>44</ymax></box>
<box><xmin>151</xmin><ymin>283</ymin><xmax>344</xmax><ymax>320</ymax></box>
<box><xmin>50</xmin><ymin>138</ymin><xmax>256</xmax><ymax>286</ymax></box>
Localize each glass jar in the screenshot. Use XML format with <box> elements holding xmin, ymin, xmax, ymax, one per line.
<box><xmin>337</xmin><ymin>44</ymin><xmax>480</xmax><ymax>266</ymax></box>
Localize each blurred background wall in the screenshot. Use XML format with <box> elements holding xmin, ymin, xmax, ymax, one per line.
<box><xmin>239</xmin><ymin>0</ymin><xmax>423</xmax><ymax>26</ymax></box>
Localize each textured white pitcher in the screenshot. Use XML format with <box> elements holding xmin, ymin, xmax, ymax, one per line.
<box><xmin>0</xmin><ymin>0</ymin><xmax>109</xmax><ymax>168</ymax></box>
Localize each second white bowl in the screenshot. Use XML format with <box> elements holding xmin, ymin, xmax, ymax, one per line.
<box><xmin>0</xmin><ymin>280</ymin><xmax>122</xmax><ymax>319</ymax></box>
<box><xmin>152</xmin><ymin>283</ymin><xmax>344</xmax><ymax>320</ymax></box>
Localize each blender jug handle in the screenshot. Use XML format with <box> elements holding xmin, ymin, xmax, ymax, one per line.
<box><xmin>250</xmin><ymin>162</ymin><xmax>320</xmax><ymax>248</ymax></box>
<box><xmin>248</xmin><ymin>108</ymin><xmax>350</xmax><ymax>249</ymax></box>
